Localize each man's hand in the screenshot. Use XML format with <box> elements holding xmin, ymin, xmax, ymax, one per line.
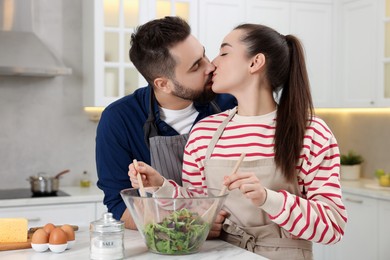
<box><xmin>121</xmin><ymin>209</ymin><xmax>137</xmax><ymax>230</ymax></box>
<box><xmin>207</xmin><ymin>209</ymin><xmax>229</xmax><ymax>239</ymax></box>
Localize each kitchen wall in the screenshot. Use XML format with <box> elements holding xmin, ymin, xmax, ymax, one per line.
<box><xmin>317</xmin><ymin>111</ymin><xmax>390</xmax><ymax>179</ymax></box>
<box><xmin>0</xmin><ymin>0</ymin><xmax>389</xmax><ymax>190</ymax></box>
<box><xmin>0</xmin><ymin>0</ymin><xmax>98</xmax><ymax>189</ymax></box>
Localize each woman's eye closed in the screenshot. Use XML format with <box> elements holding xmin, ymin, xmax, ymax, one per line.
<box><xmin>220</xmin><ymin>53</ymin><xmax>228</xmax><ymax>56</ymax></box>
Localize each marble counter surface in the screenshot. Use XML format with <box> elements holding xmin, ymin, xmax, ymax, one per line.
<box><xmin>341</xmin><ymin>178</ymin><xmax>390</xmax><ymax>201</ymax></box>
<box><xmin>0</xmin><ymin>185</ymin><xmax>104</xmax><ymax>208</ymax></box>
<box><xmin>0</xmin><ymin>228</ymin><xmax>267</xmax><ymax>260</ymax></box>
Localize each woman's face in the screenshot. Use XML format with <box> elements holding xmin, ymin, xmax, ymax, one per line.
<box><xmin>211</xmin><ymin>29</ymin><xmax>253</xmax><ymax>94</ymax></box>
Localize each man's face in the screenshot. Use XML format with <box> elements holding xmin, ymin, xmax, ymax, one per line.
<box><xmin>169</xmin><ymin>35</ymin><xmax>216</xmax><ymax>103</ymax></box>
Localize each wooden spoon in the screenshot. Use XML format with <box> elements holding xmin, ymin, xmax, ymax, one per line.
<box><xmin>201</xmin><ymin>153</ymin><xmax>246</xmax><ymax>223</ymax></box>
<box><xmin>133</xmin><ymin>159</ymin><xmax>146</xmax><ymax>197</ymax></box>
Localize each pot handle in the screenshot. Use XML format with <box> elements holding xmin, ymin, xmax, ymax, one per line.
<box><xmin>54</xmin><ymin>169</ymin><xmax>70</xmax><ymax>179</ymax></box>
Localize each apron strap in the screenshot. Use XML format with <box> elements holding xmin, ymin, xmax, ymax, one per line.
<box><xmin>222</xmin><ymin>218</ymin><xmax>312</xmax><ymax>252</ymax></box>
<box><xmin>143</xmin><ymin>88</ymin><xmax>159</xmax><ymax>148</ymax></box>
<box><xmin>205</xmin><ymin>107</ymin><xmax>237</xmax><ymax>160</ymax></box>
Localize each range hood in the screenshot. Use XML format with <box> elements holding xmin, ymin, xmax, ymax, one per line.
<box><xmin>0</xmin><ymin>0</ymin><xmax>71</xmax><ymax>77</ymax></box>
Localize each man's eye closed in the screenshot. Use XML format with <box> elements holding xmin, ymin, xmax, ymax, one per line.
<box><xmin>220</xmin><ymin>53</ymin><xmax>228</xmax><ymax>56</ymax></box>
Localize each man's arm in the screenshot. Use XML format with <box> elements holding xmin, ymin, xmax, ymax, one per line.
<box><xmin>121</xmin><ymin>209</ymin><xmax>137</xmax><ymax>230</ymax></box>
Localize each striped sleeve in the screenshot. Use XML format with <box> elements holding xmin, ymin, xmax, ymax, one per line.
<box><xmin>260</xmin><ymin>118</ymin><xmax>347</xmax><ymax>245</ymax></box>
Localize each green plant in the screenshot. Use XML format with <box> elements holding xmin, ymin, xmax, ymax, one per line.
<box><xmin>340</xmin><ymin>150</ymin><xmax>364</xmax><ymax>165</ymax></box>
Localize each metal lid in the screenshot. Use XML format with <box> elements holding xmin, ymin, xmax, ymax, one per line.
<box><xmin>90</xmin><ymin>213</ymin><xmax>124</xmax><ymax>233</ymax></box>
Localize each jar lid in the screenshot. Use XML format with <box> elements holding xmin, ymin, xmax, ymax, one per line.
<box><xmin>90</xmin><ymin>212</ymin><xmax>124</xmax><ymax>233</ymax></box>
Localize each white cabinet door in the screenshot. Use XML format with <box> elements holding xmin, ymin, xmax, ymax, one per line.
<box><xmin>198</xmin><ymin>0</ymin><xmax>245</xmax><ymax>59</ymax></box>
<box><xmin>246</xmin><ymin>0</ymin><xmax>290</xmax><ymax>35</ymax></box>
<box><xmin>378</xmin><ymin>199</ymin><xmax>390</xmax><ymax>260</ymax></box>
<box><xmin>331</xmin><ymin>193</ymin><xmax>378</xmax><ymax>260</ymax></box>
<box><xmin>1</xmin><ymin>203</ymin><xmax>96</xmax><ymax>228</ymax></box>
<box><xmin>291</xmin><ymin>3</ymin><xmax>334</xmax><ymax>108</ymax></box>
<box><xmin>340</xmin><ymin>0</ymin><xmax>378</xmax><ymax>107</ymax></box>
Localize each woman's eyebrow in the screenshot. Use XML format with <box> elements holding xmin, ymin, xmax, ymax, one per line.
<box><xmin>220</xmin><ymin>42</ymin><xmax>232</xmax><ymax>49</ymax></box>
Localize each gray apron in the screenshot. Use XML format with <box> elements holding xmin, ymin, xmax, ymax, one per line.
<box><xmin>204</xmin><ymin>107</ymin><xmax>313</xmax><ymax>260</ymax></box>
<box><xmin>143</xmin><ymin>88</ymin><xmax>221</xmax><ymax>186</ymax></box>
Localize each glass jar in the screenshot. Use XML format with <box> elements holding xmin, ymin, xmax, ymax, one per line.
<box><xmin>90</xmin><ymin>212</ymin><xmax>124</xmax><ymax>260</ymax></box>
<box><xmin>80</xmin><ymin>170</ymin><xmax>91</xmax><ymax>187</ymax></box>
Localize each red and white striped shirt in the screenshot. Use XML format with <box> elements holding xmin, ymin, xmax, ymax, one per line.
<box><xmin>178</xmin><ymin>109</ymin><xmax>347</xmax><ymax>245</ymax></box>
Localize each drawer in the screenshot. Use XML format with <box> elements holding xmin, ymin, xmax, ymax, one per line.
<box><xmin>0</xmin><ymin>203</ymin><xmax>96</xmax><ymax>228</ymax></box>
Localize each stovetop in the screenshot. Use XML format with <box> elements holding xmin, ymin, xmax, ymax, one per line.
<box><xmin>0</xmin><ymin>188</ymin><xmax>70</xmax><ymax>199</ymax></box>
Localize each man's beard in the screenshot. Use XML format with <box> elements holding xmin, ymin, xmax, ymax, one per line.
<box><xmin>171</xmin><ymin>76</ymin><xmax>216</xmax><ymax>104</ymax></box>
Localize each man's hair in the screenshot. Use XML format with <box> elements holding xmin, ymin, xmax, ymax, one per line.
<box><xmin>129</xmin><ymin>16</ymin><xmax>191</xmax><ymax>85</ymax></box>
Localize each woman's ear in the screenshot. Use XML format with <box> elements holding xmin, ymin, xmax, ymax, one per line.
<box><xmin>153</xmin><ymin>77</ymin><xmax>170</xmax><ymax>93</ymax></box>
<box><xmin>249</xmin><ymin>53</ymin><xmax>266</xmax><ymax>73</ymax></box>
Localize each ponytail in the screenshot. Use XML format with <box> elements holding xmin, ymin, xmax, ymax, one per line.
<box><xmin>274</xmin><ymin>35</ymin><xmax>313</xmax><ymax>182</ymax></box>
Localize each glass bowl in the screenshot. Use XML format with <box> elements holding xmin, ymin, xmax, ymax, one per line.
<box><xmin>120</xmin><ymin>186</ymin><xmax>228</xmax><ymax>255</ymax></box>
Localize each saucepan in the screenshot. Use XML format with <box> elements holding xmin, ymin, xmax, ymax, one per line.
<box><xmin>27</xmin><ymin>169</ymin><xmax>70</xmax><ymax>195</ymax></box>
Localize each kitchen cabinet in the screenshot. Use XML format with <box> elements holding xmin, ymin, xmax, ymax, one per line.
<box><xmin>82</xmin><ymin>0</ymin><xmax>197</xmax><ymax>107</ymax></box>
<box><xmin>245</xmin><ymin>0</ymin><xmax>334</xmax><ymax>108</ymax></box>
<box><xmin>316</xmin><ymin>190</ymin><xmax>390</xmax><ymax>260</ymax></box>
<box><xmin>0</xmin><ymin>203</ymin><xmax>97</xmax><ymax>228</ymax></box>
<box><xmin>0</xmin><ymin>186</ymin><xmax>105</xmax><ymax>228</ymax></box>
<box><xmin>330</xmin><ymin>193</ymin><xmax>379</xmax><ymax>259</ymax></box>
<box><xmin>378</xmin><ymin>199</ymin><xmax>390</xmax><ymax>259</ymax></box>
<box><xmin>198</xmin><ymin>0</ymin><xmax>245</xmax><ymax>59</ymax></box>
<box><xmin>339</xmin><ymin>0</ymin><xmax>378</xmax><ymax>107</ymax></box>
<box><xmin>338</xmin><ymin>0</ymin><xmax>390</xmax><ymax>107</ymax></box>
<box><xmin>378</xmin><ymin>0</ymin><xmax>390</xmax><ymax>106</ymax></box>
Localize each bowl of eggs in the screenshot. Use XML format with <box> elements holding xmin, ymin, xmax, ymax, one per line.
<box><xmin>31</xmin><ymin>223</ymin><xmax>76</xmax><ymax>253</ymax></box>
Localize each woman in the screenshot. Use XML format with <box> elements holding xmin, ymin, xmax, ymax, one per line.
<box><xmin>129</xmin><ymin>23</ymin><xmax>347</xmax><ymax>259</ymax></box>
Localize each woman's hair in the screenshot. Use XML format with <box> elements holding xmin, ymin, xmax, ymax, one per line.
<box><xmin>129</xmin><ymin>16</ymin><xmax>191</xmax><ymax>85</ymax></box>
<box><xmin>235</xmin><ymin>23</ymin><xmax>314</xmax><ymax>182</ymax></box>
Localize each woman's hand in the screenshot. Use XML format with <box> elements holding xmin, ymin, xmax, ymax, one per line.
<box><xmin>128</xmin><ymin>161</ymin><xmax>164</xmax><ymax>188</ymax></box>
<box><xmin>223</xmin><ymin>171</ymin><xmax>267</xmax><ymax>207</ymax></box>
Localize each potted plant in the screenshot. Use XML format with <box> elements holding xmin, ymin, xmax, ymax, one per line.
<box><xmin>340</xmin><ymin>150</ymin><xmax>364</xmax><ymax>180</ymax></box>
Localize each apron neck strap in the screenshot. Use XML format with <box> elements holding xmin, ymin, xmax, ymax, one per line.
<box><xmin>143</xmin><ymin>88</ymin><xmax>159</xmax><ymax>148</ymax></box>
<box><xmin>205</xmin><ymin>107</ymin><xmax>237</xmax><ymax>160</ymax></box>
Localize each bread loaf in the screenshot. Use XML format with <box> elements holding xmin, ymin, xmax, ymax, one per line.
<box><xmin>0</xmin><ymin>218</ymin><xmax>28</xmax><ymax>242</ymax></box>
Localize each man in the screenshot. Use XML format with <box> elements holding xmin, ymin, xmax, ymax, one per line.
<box><xmin>95</xmin><ymin>16</ymin><xmax>236</xmax><ymax>232</ymax></box>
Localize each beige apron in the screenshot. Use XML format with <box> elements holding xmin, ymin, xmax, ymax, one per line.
<box><xmin>204</xmin><ymin>107</ymin><xmax>313</xmax><ymax>260</ymax></box>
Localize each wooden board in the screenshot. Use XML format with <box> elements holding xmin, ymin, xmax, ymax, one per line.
<box><xmin>0</xmin><ymin>225</ymin><xmax>78</xmax><ymax>251</ymax></box>
<box><xmin>0</xmin><ymin>238</ymin><xmax>32</xmax><ymax>251</ymax></box>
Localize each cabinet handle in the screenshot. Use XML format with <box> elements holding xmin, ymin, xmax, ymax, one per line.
<box><xmin>27</xmin><ymin>217</ymin><xmax>41</xmax><ymax>222</ymax></box>
<box><xmin>345</xmin><ymin>197</ymin><xmax>363</xmax><ymax>204</ymax></box>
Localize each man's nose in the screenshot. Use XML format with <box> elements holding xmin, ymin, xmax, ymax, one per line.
<box><xmin>205</xmin><ymin>60</ymin><xmax>216</xmax><ymax>74</ymax></box>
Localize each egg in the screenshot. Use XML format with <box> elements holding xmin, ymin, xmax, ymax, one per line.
<box><xmin>49</xmin><ymin>227</ymin><xmax>68</xmax><ymax>245</ymax></box>
<box><xmin>31</xmin><ymin>228</ymin><xmax>49</xmax><ymax>244</ymax></box>
<box><xmin>60</xmin><ymin>224</ymin><xmax>75</xmax><ymax>241</ymax></box>
<box><xmin>43</xmin><ymin>223</ymin><xmax>56</xmax><ymax>235</ymax></box>
<box><xmin>60</xmin><ymin>224</ymin><xmax>76</xmax><ymax>249</ymax></box>
<box><xmin>31</xmin><ymin>228</ymin><xmax>49</xmax><ymax>252</ymax></box>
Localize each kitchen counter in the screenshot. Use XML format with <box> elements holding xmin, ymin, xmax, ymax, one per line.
<box><xmin>341</xmin><ymin>178</ymin><xmax>390</xmax><ymax>201</ymax></box>
<box><xmin>0</xmin><ymin>185</ymin><xmax>104</xmax><ymax>208</ymax></box>
<box><xmin>0</xmin><ymin>228</ymin><xmax>267</xmax><ymax>260</ymax></box>
<box><xmin>2</xmin><ymin>179</ymin><xmax>389</xmax><ymax>208</ymax></box>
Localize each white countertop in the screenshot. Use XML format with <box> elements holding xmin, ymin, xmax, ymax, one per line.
<box><xmin>341</xmin><ymin>178</ymin><xmax>390</xmax><ymax>201</ymax></box>
<box><xmin>1</xmin><ymin>179</ymin><xmax>389</xmax><ymax>207</ymax></box>
<box><xmin>0</xmin><ymin>228</ymin><xmax>267</xmax><ymax>260</ymax></box>
<box><xmin>0</xmin><ymin>186</ymin><xmax>104</xmax><ymax>208</ymax></box>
